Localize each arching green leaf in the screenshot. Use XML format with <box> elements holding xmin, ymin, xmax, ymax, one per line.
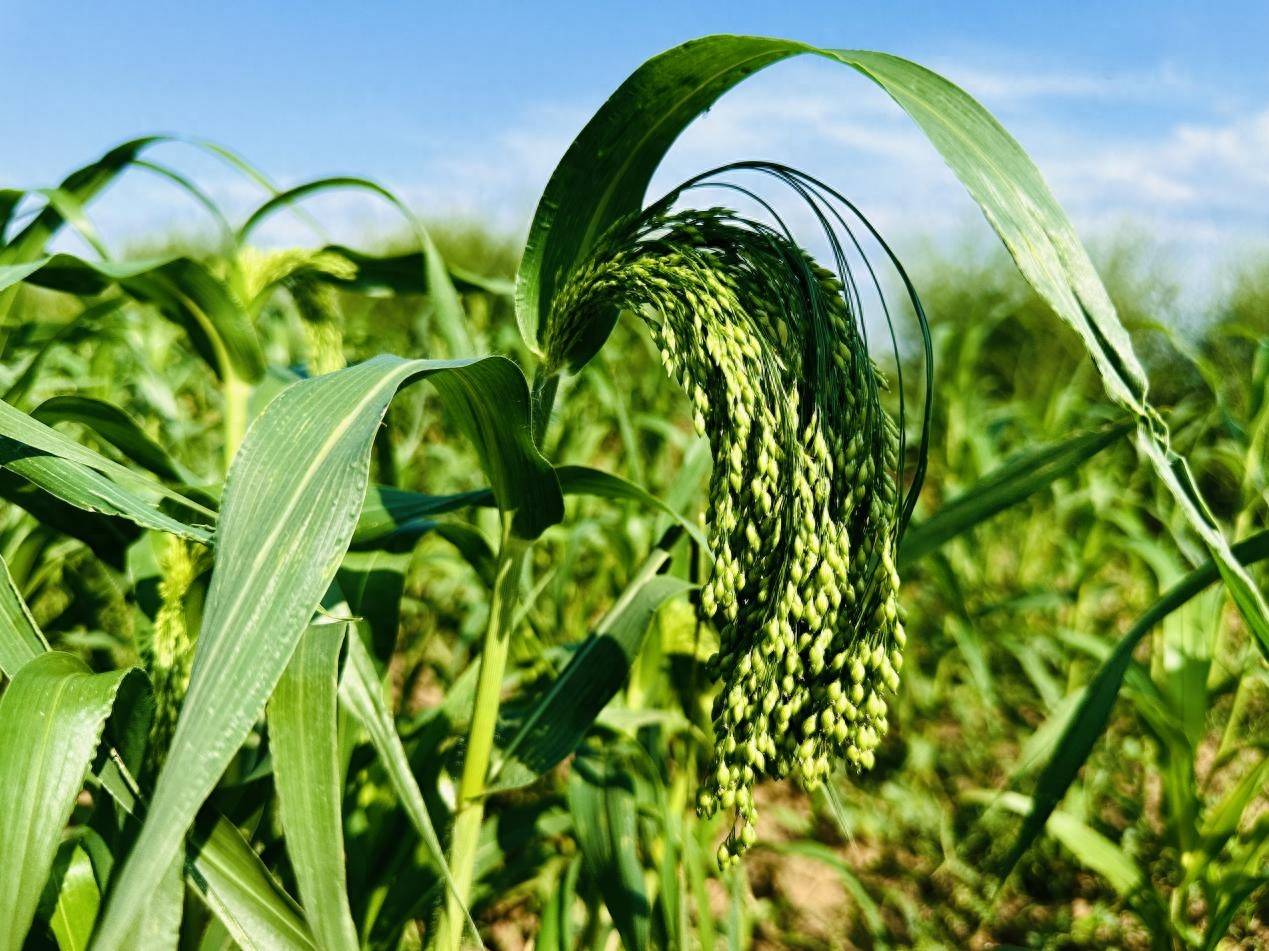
<box><xmin>568</xmin><ymin>746</ymin><xmax>650</xmax><ymax>951</ymax></box>
<box><xmin>0</xmin><ymin>556</ymin><xmax>311</xmax><ymax>951</ymax></box>
<box><xmin>352</xmin><ymin>464</ymin><xmax>700</xmax><ymax>550</ymax></box>
<box><xmin>92</xmin><ymin>354</ymin><xmax>560</xmax><ymax>947</ymax></box>
<box><xmin>490</xmin><ymin>536</ymin><xmax>691</xmax><ymax>792</ymax></box>
<box><xmin>899</xmin><ymin>419</ymin><xmax>1132</xmax><ymax>566</ymax></box>
<box><xmin>237</xmin><ymin>177</ymin><xmax>471</xmax><ymax>356</ymax></box>
<box><xmin>0</xmin><ymin>138</ymin><xmax>161</xmax><ymax>264</ymax></box>
<box><xmin>0</xmin><ymin>552</ymin><xmax>48</xmax><ymax>677</ymax></box>
<box><xmin>0</xmin><ymin>653</ymin><xmax>140</xmax><ymax>951</ymax></box>
<box><xmin>518</xmin><ymin>32</ymin><xmax>1269</xmax><ymax>658</ymax></box>
<box><xmin>33</xmin><ymin>395</ymin><xmax>186</xmax><ymax>483</ymax></box>
<box><xmin>184</xmin><ymin>815</ymin><xmax>315</xmax><ymax>950</ymax></box>
<box><xmin>0</xmin><ymin>400</ymin><xmax>212</xmax><ymax>545</ymax></box>
<box><xmin>338</xmin><ymin>631</ymin><xmax>481</xmax><ymax>943</ymax></box>
<box><xmin>0</xmin><ymin>254</ymin><xmax>264</xmax><ymax>382</ymax></box>
<box><xmin>42</xmin><ymin>843</ymin><xmax>100</xmax><ymax>951</ymax></box>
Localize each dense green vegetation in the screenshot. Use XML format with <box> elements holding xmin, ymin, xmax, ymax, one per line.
<box><xmin>0</xmin><ymin>35</ymin><xmax>1264</xmax><ymax>951</ymax></box>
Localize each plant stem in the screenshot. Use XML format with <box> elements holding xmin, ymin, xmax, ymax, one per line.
<box><xmin>435</xmin><ymin>363</ymin><xmax>556</xmax><ymax>947</ymax></box>
<box><xmin>1216</xmin><ymin>675</ymin><xmax>1253</xmax><ymax>758</ymax></box>
<box><xmin>435</xmin><ymin>515</ymin><xmax>527</xmax><ymax>951</ymax></box>
<box><xmin>530</xmin><ymin>368</ymin><xmax>559</xmax><ymax>449</ymax></box>
<box><xmin>487</xmin><ymin>528</ymin><xmax>680</xmax><ymax>786</ymax></box>
<box><xmin>222</xmin><ymin>371</ymin><xmax>250</xmax><ymax>472</ymax></box>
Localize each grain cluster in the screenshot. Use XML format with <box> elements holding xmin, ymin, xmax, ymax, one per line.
<box><xmin>551</xmin><ymin>209</ymin><xmax>908</xmax><ymax>862</ymax></box>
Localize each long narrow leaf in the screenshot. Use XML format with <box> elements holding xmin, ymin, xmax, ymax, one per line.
<box><xmin>33</xmin><ymin>394</ymin><xmax>186</xmax><ymax>483</ymax></box>
<box><xmin>0</xmin><ymin>188</ymin><xmax>25</xmax><ymax>240</ymax></box>
<box><xmin>969</xmin><ymin>790</ymin><xmax>1146</xmax><ymax>897</ymax></box>
<box><xmin>554</xmin><ymin>466</ymin><xmax>708</xmax><ymax>549</ymax></box>
<box><xmin>0</xmin><ymin>556</ymin><xmax>312</xmax><ymax>950</ymax></box>
<box><xmin>899</xmin><ymin>420</ymin><xmax>1131</xmax><ymax>566</ymax></box>
<box><xmin>490</xmin><ymin>547</ymin><xmax>691</xmax><ymax>791</ymax></box>
<box><xmin>568</xmin><ymin>747</ymin><xmax>650</xmax><ymax>951</ymax></box>
<box><xmin>92</xmin><ymin>354</ymin><xmax>558</xmax><ymax>947</ymax></box>
<box><xmin>123</xmin><ymin>857</ymin><xmax>183</xmax><ymax>950</ymax></box>
<box><xmin>0</xmin><ymin>397</ymin><xmax>211</xmax><ymax>520</ymax></box>
<box><xmin>352</xmin><ymin>464</ymin><xmax>700</xmax><ymax>550</ymax></box>
<box><xmin>269</xmin><ymin>622</ymin><xmax>359</xmax><ymax>951</ymax></box>
<box><xmin>237</xmin><ymin>177</ymin><xmax>470</xmax><ymax>357</ymax></box>
<box><xmin>338</xmin><ymin>631</ymin><xmax>481</xmax><ymax>944</ymax></box>
<box><xmin>1</xmin><ymin>138</ymin><xmax>161</xmax><ymax>264</ymax></box>
<box><xmin>34</xmin><ymin>187</ymin><xmax>109</xmax><ymax>258</ymax></box>
<box><xmin>0</xmin><ymin>552</ymin><xmax>48</xmax><ymax>676</ymax></box>
<box><xmin>0</xmin><ymin>470</ymin><xmax>140</xmax><ymax>568</ymax></box>
<box><xmin>184</xmin><ymin>815</ymin><xmax>315</xmax><ymax>951</ymax></box>
<box><xmin>0</xmin><ymin>653</ymin><xmax>139</xmax><ymax>951</ymax></box>
<box><xmin>319</xmin><ymin>244</ymin><xmax>513</xmax><ymax>297</ymax></box>
<box><xmin>0</xmin><ymin>445</ymin><xmax>210</xmax><ymax>543</ymax></box>
<box><xmin>1001</xmin><ymin>528</ymin><xmax>1269</xmax><ymax>879</ymax></box>
<box><xmin>44</xmin><ymin>843</ymin><xmax>100</xmax><ymax>951</ymax></box>
<box><xmin>0</xmin><ymin>254</ymin><xmax>264</xmax><ymax>382</ymax></box>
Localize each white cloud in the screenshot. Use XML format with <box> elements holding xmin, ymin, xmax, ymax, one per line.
<box><xmin>929</xmin><ymin>60</ymin><xmax>1198</xmax><ymax>106</ymax></box>
<box><xmin>1039</xmin><ymin>106</ymin><xmax>1269</xmax><ymax>246</ymax></box>
<box><xmin>409</xmin><ymin>103</ymin><xmax>588</xmax><ymax>231</ymax></box>
<box><xmin>36</xmin><ymin>56</ymin><xmax>1269</xmax><ymax>293</ymax></box>
<box><xmin>652</xmin><ymin>64</ymin><xmax>1269</xmax><ymax>277</ymax></box>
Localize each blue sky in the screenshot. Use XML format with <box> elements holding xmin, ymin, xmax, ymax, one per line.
<box><xmin>7</xmin><ymin>2</ymin><xmax>1269</xmax><ymax>289</ymax></box>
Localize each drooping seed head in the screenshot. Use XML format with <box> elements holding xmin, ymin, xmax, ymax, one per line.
<box><xmin>546</xmin><ymin>166</ymin><xmax>930</xmax><ymax>865</ymax></box>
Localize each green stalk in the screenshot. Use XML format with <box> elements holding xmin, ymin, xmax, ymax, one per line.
<box><xmin>435</xmin><ymin>365</ymin><xmax>557</xmax><ymax>947</ymax></box>
<box><xmin>222</xmin><ymin>371</ymin><xmax>251</xmax><ymax>472</ymax></box>
<box><xmin>0</xmin><ymin>286</ymin><xmax>19</xmax><ymax>339</ymax></box>
<box><xmin>435</xmin><ymin>515</ymin><xmax>527</xmax><ymax>951</ymax></box>
<box><xmin>530</xmin><ymin>368</ymin><xmax>559</xmax><ymax>449</ymax></box>
<box><xmin>1214</xmin><ymin>429</ymin><xmax>1266</xmax><ymax>757</ymax></box>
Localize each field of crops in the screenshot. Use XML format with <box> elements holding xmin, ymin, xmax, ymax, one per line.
<box><xmin>0</xmin><ymin>34</ymin><xmax>1265</xmax><ymax>951</ymax></box>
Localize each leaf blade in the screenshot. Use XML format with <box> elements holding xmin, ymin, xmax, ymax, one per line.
<box><xmin>0</xmin><ymin>556</ymin><xmax>311</xmax><ymax>950</ymax></box>
<box><xmin>0</xmin><ymin>653</ymin><xmax>137</xmax><ymax>951</ymax></box>
<box><xmin>31</xmin><ymin>395</ymin><xmax>185</xmax><ymax>483</ymax></box>
<box><xmin>0</xmin><ymin>552</ymin><xmax>48</xmax><ymax>677</ymax></box>
<box><xmin>490</xmin><ymin>539</ymin><xmax>691</xmax><ymax>791</ymax></box>
<box><xmin>1000</xmin><ymin>528</ymin><xmax>1269</xmax><ymax>879</ymax></box>
<box><xmin>268</xmin><ymin>622</ymin><xmax>359</xmax><ymax>951</ymax></box>
<box><xmin>338</xmin><ymin>631</ymin><xmax>481</xmax><ymax>944</ymax></box>
<box><xmin>899</xmin><ymin>420</ymin><xmax>1131</xmax><ymax>566</ymax></box>
<box><xmin>568</xmin><ymin>748</ymin><xmax>650</xmax><ymax>951</ymax></box>
<box><xmin>92</xmin><ymin>354</ymin><xmax>557</xmax><ymax>947</ymax></box>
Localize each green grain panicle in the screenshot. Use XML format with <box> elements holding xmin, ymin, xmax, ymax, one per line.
<box><xmin>550</xmin><ymin>209</ymin><xmax>908</xmax><ymax>864</ymax></box>
<box><xmin>145</xmin><ymin>534</ymin><xmax>211</xmax><ymax>775</ymax></box>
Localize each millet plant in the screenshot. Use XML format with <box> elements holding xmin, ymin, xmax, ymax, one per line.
<box><xmin>545</xmin><ymin>185</ymin><xmax>927</xmax><ymax>865</ymax></box>
<box><xmin>0</xmin><ymin>33</ymin><xmax>1264</xmax><ymax>951</ymax></box>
